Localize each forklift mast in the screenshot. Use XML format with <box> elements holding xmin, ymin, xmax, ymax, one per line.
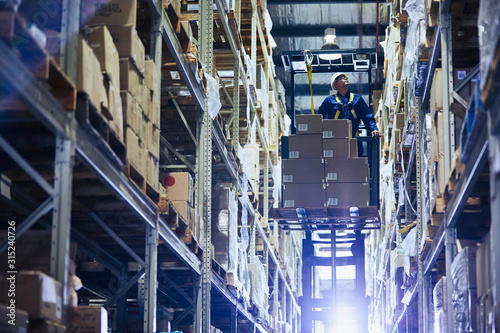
<box><xmin>272</xmin><ymin>48</ymin><xmax>381</xmax><ymax>332</ymax></box>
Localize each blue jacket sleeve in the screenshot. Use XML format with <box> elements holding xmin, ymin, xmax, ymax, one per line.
<box><xmin>356</xmin><ymin>95</ymin><xmax>378</xmax><ymax>133</ymax></box>
<box><xmin>319</xmin><ymin>96</ymin><xmax>336</xmax><ymax>119</ymax></box>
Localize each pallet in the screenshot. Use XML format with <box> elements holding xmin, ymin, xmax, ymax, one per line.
<box><xmin>124</xmin><ymin>160</ymin><xmax>162</xmax><ymax>208</ymax></box>
<box><xmin>0</xmin><ymin>11</ymin><xmax>76</xmax><ymax>110</ymax></box>
<box><xmin>77</xmin><ymin>93</ymin><xmax>126</xmax><ymax>169</ymax></box>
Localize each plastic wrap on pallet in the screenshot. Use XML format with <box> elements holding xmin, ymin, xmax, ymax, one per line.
<box><xmin>422</xmin><ymin>135</ymin><xmax>431</xmax><ymax>235</ymax></box>
<box><xmin>238</xmin><ymin>248</ymin><xmax>251</xmax><ymax>304</ymax></box>
<box><xmin>264</xmin><ymin>9</ymin><xmax>273</xmax><ymax>35</ymax></box>
<box><xmin>478</xmin><ymin>0</ymin><xmax>500</xmax><ymax>90</ymax></box>
<box><xmin>401</xmin><ymin>228</ymin><xmax>417</xmax><ymax>277</ymax></box>
<box><xmin>381</xmin><ymin>160</ymin><xmax>395</xmax><ymax>225</ymax></box>
<box><xmin>272</xmin><ymin>164</ymin><xmax>281</xmax><ymax>208</ymax></box>
<box><xmin>227</xmin><ymin>188</ymin><xmax>239</xmax><ymax>275</ymax></box>
<box><xmin>248</xmin><ymin>259</ymin><xmax>270</xmax><ymax>316</ymax></box>
<box><xmin>243</xmin><ymin>143</ymin><xmax>260</xmax><ymax>195</ymax></box>
<box><xmin>433</xmin><ymin>277</ymin><xmax>448</xmax><ymax>333</ymax></box>
<box><xmin>382</xmin><ymin>25</ymin><xmax>397</xmax><ymax>108</ymax></box>
<box><xmin>205</xmin><ymin>72</ymin><xmax>222</xmax><ymax>119</ymax></box>
<box><xmin>244</xmin><ymin>53</ymin><xmax>256</xmax><ymax>86</ymax></box>
<box><xmin>451</xmin><ymin>246</ymin><xmax>478</xmax><ymax>333</ymax></box>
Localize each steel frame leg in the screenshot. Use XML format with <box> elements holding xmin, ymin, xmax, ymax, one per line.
<box><xmin>51</xmin><ymin>135</ymin><xmax>75</xmax><ymax>324</ymax></box>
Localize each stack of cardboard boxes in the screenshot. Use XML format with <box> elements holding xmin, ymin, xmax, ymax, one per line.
<box><xmin>80</xmin><ymin>0</ymin><xmax>162</xmax><ymax>192</ymax></box>
<box><xmin>283</xmin><ymin>114</ymin><xmax>370</xmax><ymax>208</ymax></box>
<box><xmin>159</xmin><ymin>172</ymin><xmax>204</xmax><ymax>243</ymax></box>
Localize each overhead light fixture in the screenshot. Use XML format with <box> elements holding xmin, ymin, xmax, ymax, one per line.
<box><xmin>319</xmin><ymin>28</ymin><xmax>342</xmax><ymax>61</ymax></box>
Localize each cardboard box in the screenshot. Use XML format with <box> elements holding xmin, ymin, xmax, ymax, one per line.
<box><xmin>394</xmin><ymin>113</ymin><xmax>405</xmax><ymax>130</ymax></box>
<box><xmin>147</xmin><ymin>122</ymin><xmax>160</xmax><ymax>159</ymax></box>
<box><xmin>0</xmin><ymin>303</ymin><xmax>29</xmax><ymax>333</ymax></box>
<box><xmin>159</xmin><ymin>172</ymin><xmax>194</xmax><ymax>204</ymax></box>
<box><xmin>288</xmin><ymin>134</ymin><xmax>322</xmax><ymax>159</ymax></box>
<box><xmin>283</xmin><ymin>183</ymin><xmax>325</xmax><ymax>208</ymax></box>
<box><xmin>145</xmin><ymin>153</ymin><xmax>159</xmax><ymax>189</ymax></box>
<box><xmin>350</xmin><ymin>138</ymin><xmax>358</xmax><ymax>157</ymax></box>
<box><xmin>67</xmin><ymin>306</ymin><xmax>108</xmax><ymax>333</ymax></box>
<box><xmin>171</xmin><ymin>200</ymin><xmax>192</xmax><ymax>223</ymax></box>
<box><xmin>106</xmin><ymin>81</ymin><xmax>123</xmax><ymax>141</ymax></box>
<box><xmin>326</xmin><ymin>182</ymin><xmax>370</xmax><ymax>206</ymax></box>
<box><xmin>138</xmin><ymin>84</ymin><xmax>151</xmax><ymax>117</ymax></box>
<box><xmin>125</xmin><ymin>127</ymin><xmax>141</xmax><ymax>172</ymax></box>
<box><xmin>86</xmin><ymin>24</ymin><xmax>120</xmax><ymax>85</ymax></box>
<box><xmin>107</xmin><ymin>26</ymin><xmax>145</xmax><ymax>73</ymax></box>
<box><xmin>150</xmin><ymin>92</ymin><xmax>160</xmax><ymax>127</ymax></box>
<box><xmin>324</xmin><ymin>157</ymin><xmax>369</xmax><ymax>183</ymax></box>
<box><xmin>29</xmin><ymin>320</ymin><xmax>66</xmax><ymax>333</ymax></box>
<box><xmin>119</xmin><ymin>58</ymin><xmax>142</xmax><ymax>98</ymax></box>
<box><xmin>78</xmin><ymin>37</ymin><xmax>108</xmax><ymax>111</ymax></box>
<box><xmin>282</xmin><ymin>159</ymin><xmax>324</xmax><ymax>184</ymax></box>
<box><xmin>0</xmin><ymin>271</ymin><xmax>62</xmax><ymax>323</ymax></box>
<box><xmin>81</xmin><ymin>0</ymin><xmax>137</xmax><ymax>27</ymax></box>
<box><xmin>322</xmin><ymin>119</ymin><xmax>351</xmax><ymax>139</ymax></box>
<box><xmin>138</xmin><ymin>113</ymin><xmax>147</xmax><ymax>143</ymax></box>
<box><xmin>144</xmin><ymin>59</ymin><xmax>157</xmax><ymax>92</ymax></box>
<box><xmin>121</xmin><ymin>91</ymin><xmax>140</xmax><ymax>135</ymax></box>
<box><xmin>322</xmin><ymin>138</ymin><xmax>350</xmax><ymax>158</ymax></box>
<box><xmin>295</xmin><ymin>114</ymin><xmax>323</xmax><ymax>134</ymax></box>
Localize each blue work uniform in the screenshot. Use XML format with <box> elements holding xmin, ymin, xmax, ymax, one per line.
<box><xmin>318</xmin><ymin>91</ymin><xmax>378</xmax><ymax>138</ymax></box>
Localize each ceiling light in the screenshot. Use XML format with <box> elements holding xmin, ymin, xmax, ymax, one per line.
<box><xmin>319</xmin><ymin>28</ymin><xmax>341</xmax><ymax>61</ymax></box>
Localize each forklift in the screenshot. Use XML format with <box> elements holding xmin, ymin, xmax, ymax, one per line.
<box><xmin>272</xmin><ymin>48</ymin><xmax>381</xmax><ymax>332</ymax></box>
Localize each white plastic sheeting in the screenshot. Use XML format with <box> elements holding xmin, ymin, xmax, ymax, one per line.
<box><xmin>248</xmin><ymin>259</ymin><xmax>270</xmax><ymax>318</ymax></box>
<box><xmin>205</xmin><ymin>72</ymin><xmax>222</xmax><ymax>119</ymax></box>
<box><xmin>478</xmin><ymin>0</ymin><xmax>500</xmax><ymax>90</ymax></box>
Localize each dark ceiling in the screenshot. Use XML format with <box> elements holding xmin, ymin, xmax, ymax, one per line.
<box><xmin>267</xmin><ymin>1</ymin><xmax>390</xmax><ymax>112</ymax></box>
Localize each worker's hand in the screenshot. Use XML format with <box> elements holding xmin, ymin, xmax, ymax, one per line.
<box><xmin>371</xmin><ymin>130</ymin><xmax>382</xmax><ymax>138</ymax></box>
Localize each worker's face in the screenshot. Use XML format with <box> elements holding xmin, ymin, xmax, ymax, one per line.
<box><xmin>335</xmin><ymin>75</ymin><xmax>349</xmax><ymax>89</ymax></box>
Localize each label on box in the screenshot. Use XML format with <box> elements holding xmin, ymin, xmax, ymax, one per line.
<box><xmin>327</xmin><ymin>198</ymin><xmax>338</xmax><ymax>206</ymax></box>
<box><xmin>284</xmin><ymin>200</ymin><xmax>294</xmax><ymax>208</ymax></box>
<box><xmin>327</xmin><ymin>173</ymin><xmax>337</xmax><ymax>181</ymax></box>
<box><xmin>324</xmin><ymin>150</ymin><xmax>334</xmax><ymax>158</ymax></box>
<box><xmin>457</xmin><ymin>70</ymin><xmax>467</xmax><ymax>80</ymax></box>
<box><xmin>298</xmin><ymin>124</ymin><xmax>308</xmax><ymax>131</ymax></box>
<box><xmin>323</xmin><ymin>130</ymin><xmax>333</xmax><ymax>138</ymax></box>
<box><xmin>283</xmin><ymin>175</ymin><xmax>293</xmax><ymax>183</ymax></box>
<box><xmin>289</xmin><ymin>151</ymin><xmax>299</xmax><ymax>159</ymax></box>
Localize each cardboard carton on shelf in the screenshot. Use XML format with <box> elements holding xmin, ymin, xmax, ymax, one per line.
<box><xmin>0</xmin><ymin>271</ymin><xmax>63</xmax><ymax>324</ymax></box>
<box><xmin>81</xmin><ymin>0</ymin><xmax>137</xmax><ymax>27</ymax></box>
<box><xmin>159</xmin><ymin>172</ymin><xmax>194</xmax><ymax>204</ymax></box>
<box><xmin>78</xmin><ymin>37</ymin><xmax>108</xmax><ymax>112</ymax></box>
<box><xmin>119</xmin><ymin>58</ymin><xmax>142</xmax><ymax>99</ymax></box>
<box><xmin>67</xmin><ymin>306</ymin><xmax>108</xmax><ymax>333</ymax></box>
<box><xmin>86</xmin><ymin>24</ymin><xmax>120</xmax><ymax>86</ymax></box>
<box><xmin>107</xmin><ymin>25</ymin><xmax>145</xmax><ymax>73</ymax></box>
<box><xmin>121</xmin><ymin>91</ymin><xmax>141</xmax><ymax>135</ymax></box>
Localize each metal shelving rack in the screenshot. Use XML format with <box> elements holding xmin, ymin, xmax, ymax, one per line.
<box><xmin>0</xmin><ymin>0</ymin><xmax>299</xmax><ymax>332</ymax></box>
<box><xmin>376</xmin><ymin>0</ymin><xmax>495</xmax><ymax>332</ymax></box>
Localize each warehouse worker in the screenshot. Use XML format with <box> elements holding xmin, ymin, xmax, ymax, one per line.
<box><xmin>319</xmin><ymin>73</ymin><xmax>381</xmax><ymax>155</ymax></box>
